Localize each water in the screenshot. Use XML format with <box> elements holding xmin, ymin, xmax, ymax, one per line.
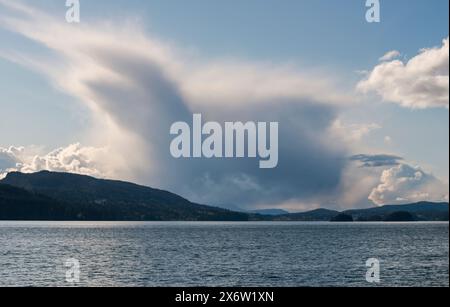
<box><xmin>0</xmin><ymin>222</ymin><xmax>448</xmax><ymax>287</ymax></box>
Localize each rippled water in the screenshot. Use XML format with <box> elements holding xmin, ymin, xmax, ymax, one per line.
<box><xmin>0</xmin><ymin>222</ymin><xmax>448</xmax><ymax>287</ymax></box>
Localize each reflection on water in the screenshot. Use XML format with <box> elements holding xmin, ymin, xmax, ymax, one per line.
<box><xmin>0</xmin><ymin>222</ymin><xmax>448</xmax><ymax>287</ymax></box>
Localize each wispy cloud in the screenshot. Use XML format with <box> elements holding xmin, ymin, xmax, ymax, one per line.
<box><xmin>330</xmin><ymin>120</ymin><xmax>381</xmax><ymax>144</ymax></box>
<box><xmin>350</xmin><ymin>154</ymin><xmax>403</xmax><ymax>168</ymax></box>
<box><xmin>379</xmin><ymin>50</ymin><xmax>401</xmax><ymax>62</ymax></box>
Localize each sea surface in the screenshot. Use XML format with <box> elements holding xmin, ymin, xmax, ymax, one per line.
<box><xmin>0</xmin><ymin>221</ymin><xmax>448</xmax><ymax>287</ymax></box>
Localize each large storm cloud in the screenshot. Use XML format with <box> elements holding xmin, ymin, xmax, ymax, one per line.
<box><xmin>0</xmin><ymin>1</ymin><xmax>358</xmax><ymax>209</ymax></box>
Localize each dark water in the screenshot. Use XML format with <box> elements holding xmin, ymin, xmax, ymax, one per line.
<box><xmin>0</xmin><ymin>222</ymin><xmax>448</xmax><ymax>287</ymax></box>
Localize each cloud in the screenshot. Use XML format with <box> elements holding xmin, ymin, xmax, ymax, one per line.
<box><xmin>346</xmin><ymin>154</ymin><xmax>448</xmax><ymax>208</ymax></box>
<box><xmin>350</xmin><ymin>154</ymin><xmax>403</xmax><ymax>168</ymax></box>
<box><xmin>0</xmin><ymin>1</ymin><xmax>356</xmax><ymax>209</ymax></box>
<box><xmin>379</xmin><ymin>50</ymin><xmax>401</xmax><ymax>62</ymax></box>
<box><xmin>358</xmin><ymin>37</ymin><xmax>449</xmax><ymax>109</ymax></box>
<box><xmin>330</xmin><ymin>120</ymin><xmax>381</xmax><ymax>144</ymax></box>
<box><xmin>369</xmin><ymin>164</ymin><xmax>449</xmax><ymax>205</ymax></box>
<box><xmin>336</xmin><ymin>162</ymin><xmax>381</xmax><ymax>209</ymax></box>
<box><xmin>0</xmin><ymin>147</ymin><xmax>23</xmax><ymax>178</ymax></box>
<box><xmin>0</xmin><ymin>144</ymin><xmax>113</xmax><ymax>179</ymax></box>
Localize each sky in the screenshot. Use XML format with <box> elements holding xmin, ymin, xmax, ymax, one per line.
<box><xmin>0</xmin><ymin>0</ymin><xmax>448</xmax><ymax>211</ymax></box>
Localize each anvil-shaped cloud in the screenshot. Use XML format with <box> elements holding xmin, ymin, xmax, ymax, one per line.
<box><xmin>0</xmin><ymin>1</ymin><xmax>356</xmax><ymax>209</ymax></box>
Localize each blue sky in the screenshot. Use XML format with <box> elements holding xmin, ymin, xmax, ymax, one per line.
<box><xmin>7</xmin><ymin>0</ymin><xmax>447</xmax><ymax>68</ymax></box>
<box><xmin>0</xmin><ymin>0</ymin><xmax>448</xmax><ymax>210</ymax></box>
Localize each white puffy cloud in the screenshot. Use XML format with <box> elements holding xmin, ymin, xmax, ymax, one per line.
<box><xmin>0</xmin><ymin>147</ymin><xmax>23</xmax><ymax>178</ymax></box>
<box><xmin>358</xmin><ymin>38</ymin><xmax>449</xmax><ymax>109</ymax></box>
<box><xmin>0</xmin><ymin>144</ymin><xmax>112</xmax><ymax>179</ymax></box>
<box><xmin>369</xmin><ymin>164</ymin><xmax>449</xmax><ymax>206</ymax></box>
<box><xmin>340</xmin><ymin>156</ymin><xmax>449</xmax><ymax>209</ymax></box>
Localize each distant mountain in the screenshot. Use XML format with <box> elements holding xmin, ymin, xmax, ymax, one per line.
<box><xmin>344</xmin><ymin>202</ymin><xmax>449</xmax><ymax>222</ymax></box>
<box><xmin>215</xmin><ymin>204</ymin><xmax>247</xmax><ymax>213</ymax></box>
<box><xmin>269</xmin><ymin>204</ymin><xmax>448</xmax><ymax>222</ymax></box>
<box><xmin>248</xmin><ymin>209</ymin><xmax>290</xmax><ymax>216</ymax></box>
<box><xmin>0</xmin><ymin>171</ymin><xmax>251</xmax><ymax>221</ymax></box>
<box><xmin>216</xmin><ymin>204</ymin><xmax>289</xmax><ymax>216</ymax></box>
<box><xmin>273</xmin><ymin>209</ymin><xmax>340</xmax><ymax>221</ymax></box>
<box><xmin>383</xmin><ymin>211</ymin><xmax>416</xmax><ymax>222</ymax></box>
<box><xmin>0</xmin><ymin>171</ymin><xmax>448</xmax><ymax>222</ymax></box>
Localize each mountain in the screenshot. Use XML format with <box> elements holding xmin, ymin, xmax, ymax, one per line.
<box><xmin>215</xmin><ymin>204</ymin><xmax>247</xmax><ymax>213</ymax></box>
<box><xmin>383</xmin><ymin>211</ymin><xmax>416</xmax><ymax>222</ymax></box>
<box><xmin>248</xmin><ymin>209</ymin><xmax>290</xmax><ymax>216</ymax></box>
<box><xmin>273</xmin><ymin>209</ymin><xmax>340</xmax><ymax>221</ymax></box>
<box><xmin>0</xmin><ymin>171</ymin><xmax>251</xmax><ymax>221</ymax></box>
<box><xmin>215</xmin><ymin>204</ymin><xmax>289</xmax><ymax>216</ymax></box>
<box><xmin>330</xmin><ymin>213</ymin><xmax>354</xmax><ymax>222</ymax></box>
<box><xmin>269</xmin><ymin>204</ymin><xmax>448</xmax><ymax>222</ymax></box>
<box><xmin>0</xmin><ymin>171</ymin><xmax>448</xmax><ymax>222</ymax></box>
<box><xmin>344</xmin><ymin>202</ymin><xmax>449</xmax><ymax>221</ymax></box>
<box><xmin>0</xmin><ymin>184</ymin><xmax>80</xmax><ymax>220</ymax></box>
